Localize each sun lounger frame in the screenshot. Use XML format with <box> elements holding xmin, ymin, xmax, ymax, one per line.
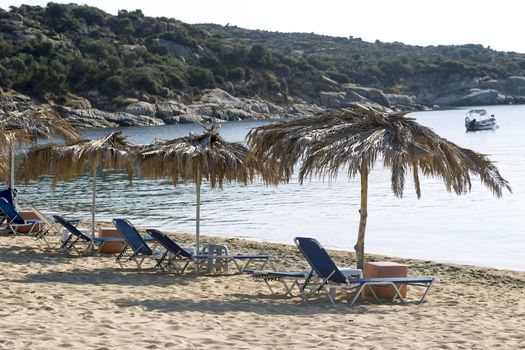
<box><xmin>113</xmin><ymin>219</ymin><xmax>158</xmax><ymax>269</ymax></box>
<box><xmin>147</xmin><ymin>229</ymin><xmax>274</xmax><ymax>274</ymax></box>
<box><xmin>0</xmin><ymin>198</ymin><xmax>46</xmax><ymax>238</ymax></box>
<box><xmin>244</xmin><ymin>268</ymin><xmax>363</xmax><ymax>298</ymax></box>
<box><xmin>55</xmin><ymin>215</ymin><xmax>126</xmax><ymax>255</ymax></box>
<box><xmin>294</xmin><ymin>237</ymin><xmax>437</xmax><ymax>305</ymax></box>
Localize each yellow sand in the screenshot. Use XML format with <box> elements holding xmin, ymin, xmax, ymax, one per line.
<box><xmin>0</xmin><ymin>230</ymin><xmax>523</xmax><ymax>349</ymax></box>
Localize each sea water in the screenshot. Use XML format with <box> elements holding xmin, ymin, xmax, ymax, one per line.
<box><xmin>15</xmin><ymin>105</ymin><xmax>525</xmax><ymax>271</ymax></box>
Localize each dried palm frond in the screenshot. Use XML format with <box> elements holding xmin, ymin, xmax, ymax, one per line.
<box><xmin>0</xmin><ymin>107</ymin><xmax>80</xmax><ymax>183</ymax></box>
<box><xmin>18</xmin><ymin>132</ymin><xmax>133</xmax><ymax>186</ymax></box>
<box><xmin>0</xmin><ymin>148</ymin><xmax>8</xmax><ymax>180</ymax></box>
<box><xmin>133</xmin><ymin>125</ymin><xmax>254</xmax><ymax>189</ymax></box>
<box><xmin>0</xmin><ymin>107</ymin><xmax>80</xmax><ymax>145</ymax></box>
<box><xmin>247</xmin><ymin>104</ymin><xmax>511</xmax><ymax>198</ymax></box>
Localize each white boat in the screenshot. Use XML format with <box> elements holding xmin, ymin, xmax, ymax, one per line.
<box><xmin>465</xmin><ymin>109</ymin><xmax>496</xmax><ymax>131</ymax></box>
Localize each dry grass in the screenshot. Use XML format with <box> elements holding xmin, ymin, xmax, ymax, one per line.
<box><xmin>247</xmin><ymin>104</ymin><xmax>511</xmax><ymax>198</ymax></box>
<box><xmin>133</xmin><ymin>125</ymin><xmax>255</xmax><ymax>189</ymax></box>
<box><xmin>18</xmin><ymin>132</ymin><xmax>132</xmax><ymax>185</ymax></box>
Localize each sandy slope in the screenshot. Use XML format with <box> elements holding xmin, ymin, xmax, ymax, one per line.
<box><xmin>0</xmin><ymin>230</ymin><xmax>523</xmax><ymax>349</ymax></box>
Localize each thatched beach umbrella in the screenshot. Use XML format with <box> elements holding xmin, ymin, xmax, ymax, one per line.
<box><xmin>247</xmin><ymin>104</ymin><xmax>511</xmax><ymax>270</ymax></box>
<box><xmin>133</xmin><ymin>125</ymin><xmax>255</xmax><ymax>253</ymax></box>
<box><xmin>18</xmin><ymin>132</ymin><xmax>133</xmax><ymax>243</ymax></box>
<box><xmin>0</xmin><ymin>108</ymin><xmax>80</xmax><ymax>187</ymax></box>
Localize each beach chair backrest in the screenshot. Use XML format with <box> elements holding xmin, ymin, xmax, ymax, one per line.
<box><xmin>31</xmin><ymin>207</ymin><xmax>52</xmax><ymax>226</ymax></box>
<box><xmin>146</xmin><ymin>229</ymin><xmax>193</xmax><ymax>258</ymax></box>
<box><xmin>113</xmin><ymin>219</ymin><xmax>153</xmax><ymax>255</ymax></box>
<box><xmin>0</xmin><ymin>188</ymin><xmax>18</xmax><ymax>210</ymax></box>
<box><xmin>53</xmin><ymin>215</ymin><xmax>91</xmax><ymax>241</ymax></box>
<box><xmin>0</xmin><ymin>198</ymin><xmax>24</xmax><ymax>224</ymax></box>
<box><xmin>294</xmin><ymin>237</ymin><xmax>347</xmax><ymax>284</ymax></box>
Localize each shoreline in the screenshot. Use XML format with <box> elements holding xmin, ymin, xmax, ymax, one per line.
<box><xmin>87</xmin><ymin>221</ymin><xmax>525</xmax><ymax>276</ymax></box>
<box><xmin>0</xmin><ymin>229</ymin><xmax>524</xmax><ymax>349</ymax></box>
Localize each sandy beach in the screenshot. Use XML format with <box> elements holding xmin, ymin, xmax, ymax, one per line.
<box><xmin>0</xmin><ymin>228</ymin><xmax>524</xmax><ymax>350</ymax></box>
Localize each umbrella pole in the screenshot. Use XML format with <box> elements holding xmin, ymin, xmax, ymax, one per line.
<box><xmin>91</xmin><ymin>163</ymin><xmax>97</xmax><ymax>254</ymax></box>
<box><xmin>196</xmin><ymin>176</ymin><xmax>201</xmax><ymax>254</ymax></box>
<box><xmin>10</xmin><ymin>145</ymin><xmax>15</xmax><ymax>188</ymax></box>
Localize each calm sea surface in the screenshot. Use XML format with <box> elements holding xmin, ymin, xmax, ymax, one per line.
<box><xmin>16</xmin><ymin>105</ymin><xmax>525</xmax><ymax>271</ymax></box>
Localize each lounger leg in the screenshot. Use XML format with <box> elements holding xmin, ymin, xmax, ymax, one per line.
<box><xmin>115</xmin><ymin>245</ymin><xmax>129</xmax><ymax>268</ymax></box>
<box><xmin>298</xmin><ymin>270</ymin><xmax>314</xmax><ymax>295</ymax></box>
<box><xmin>34</xmin><ymin>228</ymin><xmax>52</xmax><ymax>249</ymax></box>
<box><xmin>155</xmin><ymin>251</ymin><xmax>169</xmax><ymax>271</ymax></box>
<box><xmin>8</xmin><ymin>222</ymin><xmax>17</xmax><ymax>236</ymax></box>
<box><xmin>417</xmin><ymin>280</ymin><xmax>435</xmax><ymax>304</ymax></box>
<box><xmin>82</xmin><ymin>242</ymin><xmax>93</xmax><ymax>256</ymax></box>
<box><xmin>281</xmin><ymin>279</ymin><xmax>299</xmax><ymax>297</ymax></box>
<box><xmin>389</xmin><ymin>283</ymin><xmax>405</xmax><ymax>305</ymax></box>
<box><xmin>231</xmin><ymin>259</ymin><xmax>242</xmax><ymax>273</ymax></box>
<box><xmin>68</xmin><ymin>236</ymin><xmax>82</xmax><ymax>254</ymax></box>
<box><xmin>322</xmin><ymin>285</ymin><xmax>337</xmax><ymax>305</ymax></box>
<box><xmin>29</xmin><ymin>223</ymin><xmax>37</xmax><ymax>235</ymax></box>
<box><xmin>350</xmin><ymin>285</ymin><xmax>366</xmax><ymax>305</ymax></box>
<box><xmin>263</xmin><ymin>279</ymin><xmax>275</xmax><ymax>295</ymax></box>
<box><xmin>135</xmin><ymin>255</ymin><xmax>147</xmax><ymax>269</ymax></box>
<box><xmin>363</xmin><ymin>284</ymin><xmax>380</xmax><ymax>302</ymax></box>
<box><xmin>60</xmin><ymin>234</ymin><xmax>73</xmax><ymax>250</ymax></box>
<box><xmin>242</xmin><ymin>259</ymin><xmax>252</xmax><ymax>271</ymax></box>
<box><xmin>303</xmin><ymin>271</ymin><xmax>336</xmax><ymax>300</ymax></box>
<box><xmin>179</xmin><ymin>260</ymin><xmax>190</xmax><ymax>274</ymax></box>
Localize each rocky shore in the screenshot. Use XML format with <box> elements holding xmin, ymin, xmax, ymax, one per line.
<box><xmin>2</xmin><ymin>80</ymin><xmax>524</xmax><ymax>129</ymax></box>
<box><xmin>0</xmin><ymin>85</ymin><xmax>423</xmax><ymax>129</ymax></box>
<box><xmin>1</xmin><ymin>88</ymin><xmax>327</xmax><ymax>129</ymax></box>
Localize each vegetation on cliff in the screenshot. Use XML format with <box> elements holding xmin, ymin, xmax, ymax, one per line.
<box><xmin>1</xmin><ymin>3</ymin><xmax>525</xmax><ymax>109</ymax></box>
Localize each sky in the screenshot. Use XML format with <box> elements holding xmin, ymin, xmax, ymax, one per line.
<box><xmin>1</xmin><ymin>0</ymin><xmax>524</xmax><ymax>53</ymax></box>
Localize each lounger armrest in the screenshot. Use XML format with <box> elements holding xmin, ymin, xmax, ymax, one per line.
<box><xmin>10</xmin><ymin>219</ymin><xmax>45</xmax><ymax>226</ymax></box>
<box><xmin>94</xmin><ymin>237</ymin><xmax>126</xmax><ymax>243</ymax></box>
<box><xmin>338</xmin><ymin>268</ymin><xmax>363</xmax><ymax>277</ymax></box>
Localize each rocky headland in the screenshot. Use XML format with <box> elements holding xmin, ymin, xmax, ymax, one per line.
<box><xmin>1</xmin><ymin>4</ymin><xmax>525</xmax><ymax>128</ymax></box>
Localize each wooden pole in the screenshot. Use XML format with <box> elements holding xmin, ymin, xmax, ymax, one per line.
<box><xmin>10</xmin><ymin>145</ymin><xmax>15</xmax><ymax>188</ymax></box>
<box><xmin>195</xmin><ymin>171</ymin><xmax>201</xmax><ymax>254</ymax></box>
<box><xmin>91</xmin><ymin>162</ymin><xmax>97</xmax><ymax>254</ymax></box>
<box><xmin>354</xmin><ymin>162</ymin><xmax>369</xmax><ymax>271</ymax></box>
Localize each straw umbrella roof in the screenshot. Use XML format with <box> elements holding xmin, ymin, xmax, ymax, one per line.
<box><xmin>18</xmin><ymin>131</ymin><xmax>134</xmax><ymax>185</ymax></box>
<box><xmin>0</xmin><ymin>107</ymin><xmax>80</xmax><ymax>147</ymax></box>
<box><xmin>133</xmin><ymin>125</ymin><xmax>255</xmax><ymax>188</ymax></box>
<box><xmin>247</xmin><ymin>105</ymin><xmax>511</xmax><ymax>197</ymax></box>
<box><xmin>0</xmin><ymin>107</ymin><xmax>80</xmax><ymax>185</ymax></box>
<box><xmin>133</xmin><ymin>125</ymin><xmax>256</xmax><ymax>253</ymax></box>
<box><xmin>0</xmin><ymin>155</ymin><xmax>7</xmax><ymax>180</ymax></box>
<box><xmin>247</xmin><ymin>104</ymin><xmax>511</xmax><ymax>269</ymax></box>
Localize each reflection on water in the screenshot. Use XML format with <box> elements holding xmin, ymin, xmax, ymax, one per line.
<box><xmin>15</xmin><ymin>106</ymin><xmax>525</xmax><ymax>271</ymax></box>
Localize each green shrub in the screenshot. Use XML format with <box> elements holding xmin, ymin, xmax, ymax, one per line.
<box><xmin>101</xmin><ymin>75</ymin><xmax>126</xmax><ymax>96</ymax></box>
<box><xmin>187</xmin><ymin>66</ymin><xmax>215</xmax><ymax>88</ymax></box>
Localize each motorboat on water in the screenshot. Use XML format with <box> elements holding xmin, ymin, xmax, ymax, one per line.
<box><xmin>465</xmin><ymin>109</ymin><xmax>497</xmax><ymax>131</ymax></box>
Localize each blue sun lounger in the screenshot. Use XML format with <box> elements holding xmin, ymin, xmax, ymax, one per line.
<box><xmin>243</xmin><ymin>269</ymin><xmax>316</xmax><ymax>297</ymax></box>
<box><xmin>54</xmin><ymin>215</ymin><xmax>126</xmax><ymax>255</ymax></box>
<box><xmin>146</xmin><ymin>229</ymin><xmax>210</xmax><ymax>273</ymax></box>
<box><xmin>0</xmin><ymin>198</ymin><xmax>45</xmax><ymax>237</ymax></box>
<box><xmin>113</xmin><ymin>219</ymin><xmax>161</xmax><ymax>269</ymax></box>
<box><xmin>0</xmin><ymin>188</ymin><xmax>18</xmax><ymax>225</ymax></box>
<box><xmin>147</xmin><ymin>229</ymin><xmax>273</xmax><ymax>274</ymax></box>
<box><xmin>294</xmin><ymin>237</ymin><xmax>437</xmax><ymax>305</ymax></box>
<box><xmin>243</xmin><ymin>267</ymin><xmax>363</xmax><ymax>297</ymax></box>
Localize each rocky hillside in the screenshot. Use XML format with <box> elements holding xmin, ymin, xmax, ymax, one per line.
<box><xmin>1</xmin><ymin>3</ymin><xmax>525</xmax><ymax>128</ymax></box>
<box><xmin>199</xmin><ymin>24</ymin><xmax>525</xmax><ymax>107</ymax></box>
